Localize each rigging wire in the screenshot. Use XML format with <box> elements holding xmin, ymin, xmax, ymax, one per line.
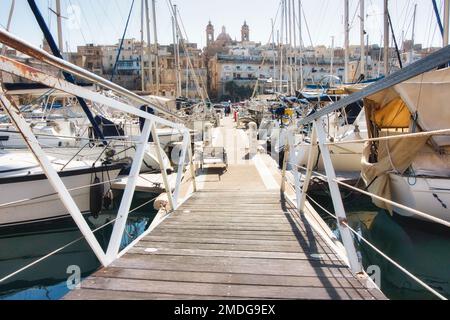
<box><xmin>111</xmin><ymin>0</ymin><xmax>136</xmax><ymax>82</ymax></box>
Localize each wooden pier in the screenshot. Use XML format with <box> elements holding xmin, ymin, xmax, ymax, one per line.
<box><xmin>64</xmin><ymin>118</ymin><xmax>385</xmax><ymax>300</ymax></box>
<box><xmin>65</xmin><ymin>161</ymin><xmax>386</xmax><ymax>300</ymax></box>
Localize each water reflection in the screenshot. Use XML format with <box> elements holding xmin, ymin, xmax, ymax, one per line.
<box><xmin>310</xmin><ymin>193</ymin><xmax>450</xmax><ymax>300</ymax></box>
<box><xmin>0</xmin><ymin>192</ymin><xmax>158</xmax><ymax>300</ymax></box>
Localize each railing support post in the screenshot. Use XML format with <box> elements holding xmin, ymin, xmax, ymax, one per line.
<box><xmin>188</xmin><ymin>133</ymin><xmax>197</xmax><ymax>193</ymax></box>
<box><xmin>287</xmin><ymin>128</ymin><xmax>302</xmax><ymax>212</ymax></box>
<box><xmin>106</xmin><ymin>119</ymin><xmax>153</xmax><ymax>262</ymax></box>
<box><xmin>314</xmin><ymin>120</ymin><xmax>362</xmax><ymax>274</ymax></box>
<box><xmin>152</xmin><ymin>123</ymin><xmax>175</xmax><ymax>211</ymax></box>
<box><xmin>299</xmin><ymin>126</ymin><xmax>318</xmax><ymax>213</ymax></box>
<box><xmin>172</xmin><ymin>129</ymin><xmax>190</xmax><ymax>208</ymax></box>
<box><xmin>280</xmin><ymin>141</ymin><xmax>290</xmax><ymax>193</ymax></box>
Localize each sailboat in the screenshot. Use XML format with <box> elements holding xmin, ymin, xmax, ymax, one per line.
<box><xmin>360</xmin><ymin>67</ymin><xmax>450</xmax><ymax>223</ymax></box>
<box><xmin>0</xmin><ymin>150</ymin><xmax>126</xmax><ymax>227</ymax></box>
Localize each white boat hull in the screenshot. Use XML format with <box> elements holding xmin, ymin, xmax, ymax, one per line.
<box><xmin>390</xmin><ymin>174</ymin><xmax>450</xmax><ymax>223</ymax></box>
<box><xmin>0</xmin><ymin>166</ymin><xmax>123</xmax><ymax>227</ymax></box>
<box><xmin>295</xmin><ymin>141</ymin><xmax>364</xmax><ymax>173</ymax></box>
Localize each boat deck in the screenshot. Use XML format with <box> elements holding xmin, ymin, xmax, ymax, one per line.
<box><xmin>65</xmin><ymin>162</ymin><xmax>385</xmax><ymax>300</ymax></box>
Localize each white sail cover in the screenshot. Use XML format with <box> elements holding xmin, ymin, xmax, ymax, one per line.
<box><xmin>394</xmin><ymin>67</ymin><xmax>450</xmax><ymax>148</ymax></box>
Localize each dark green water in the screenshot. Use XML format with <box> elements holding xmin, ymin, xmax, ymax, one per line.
<box><xmin>0</xmin><ymin>192</ymin><xmax>158</xmax><ymax>300</ymax></box>
<box><xmin>309</xmin><ymin>192</ymin><xmax>450</xmax><ymax>300</ymax></box>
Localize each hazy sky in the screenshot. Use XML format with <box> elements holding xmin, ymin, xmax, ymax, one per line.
<box><xmin>0</xmin><ymin>0</ymin><xmax>445</xmax><ymax>52</ymax></box>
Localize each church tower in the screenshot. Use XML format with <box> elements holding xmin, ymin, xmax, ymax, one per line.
<box><xmin>206</xmin><ymin>21</ymin><xmax>215</xmax><ymax>46</ymax></box>
<box><xmin>241</xmin><ymin>21</ymin><xmax>249</xmax><ymax>42</ymax></box>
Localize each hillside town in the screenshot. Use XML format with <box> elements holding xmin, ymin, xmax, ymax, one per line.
<box><xmin>4</xmin><ymin>20</ymin><xmax>441</xmax><ymax>102</ymax></box>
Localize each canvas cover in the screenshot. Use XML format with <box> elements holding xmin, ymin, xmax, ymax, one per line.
<box><xmin>361</xmin><ymin>68</ymin><xmax>450</xmax><ymax>212</ymax></box>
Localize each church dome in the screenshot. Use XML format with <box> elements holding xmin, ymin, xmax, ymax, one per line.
<box><xmin>216</xmin><ymin>26</ymin><xmax>232</xmax><ymax>42</ymax></box>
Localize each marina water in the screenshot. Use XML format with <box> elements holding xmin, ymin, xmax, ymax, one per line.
<box><xmin>310</xmin><ymin>192</ymin><xmax>450</xmax><ymax>300</ymax></box>
<box><xmin>0</xmin><ymin>192</ymin><xmax>158</xmax><ymax>300</ymax></box>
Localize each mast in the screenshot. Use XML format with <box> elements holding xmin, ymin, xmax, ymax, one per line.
<box><xmin>411</xmin><ymin>3</ymin><xmax>417</xmax><ymax>64</ymax></box>
<box><xmin>55</xmin><ymin>0</ymin><xmax>63</xmax><ymax>52</ymax></box>
<box><xmin>145</xmin><ymin>0</ymin><xmax>153</xmax><ymax>92</ymax></box>
<box><xmin>140</xmin><ymin>0</ymin><xmax>145</xmax><ymax>91</ymax></box>
<box><xmin>298</xmin><ymin>0</ymin><xmax>304</xmax><ymax>89</ymax></box>
<box><xmin>280</xmin><ymin>0</ymin><xmax>285</xmax><ymax>93</ymax></box>
<box><xmin>171</xmin><ymin>15</ymin><xmax>179</xmax><ymax>97</ymax></box>
<box><xmin>1</xmin><ymin>0</ymin><xmax>15</xmax><ymax>56</ymax></box>
<box><xmin>174</xmin><ymin>5</ymin><xmax>182</xmax><ymax>97</ymax></box>
<box><xmin>330</xmin><ymin>36</ymin><xmax>334</xmax><ymax>85</ymax></box>
<box><xmin>288</xmin><ymin>0</ymin><xmax>293</xmax><ymax>94</ymax></box>
<box><xmin>445</xmin><ymin>0</ymin><xmax>449</xmax><ymax>46</ymax></box>
<box><xmin>383</xmin><ymin>0</ymin><xmax>389</xmax><ymax>76</ymax></box>
<box><xmin>292</xmin><ymin>0</ymin><xmax>297</xmax><ymax>92</ymax></box>
<box><xmin>344</xmin><ymin>0</ymin><xmax>349</xmax><ymax>83</ymax></box>
<box><xmin>151</xmin><ymin>0</ymin><xmax>160</xmax><ymax>95</ymax></box>
<box><xmin>360</xmin><ymin>0</ymin><xmax>365</xmax><ymax>77</ymax></box>
<box><xmin>272</xmin><ymin>18</ymin><xmax>276</xmax><ymax>91</ymax></box>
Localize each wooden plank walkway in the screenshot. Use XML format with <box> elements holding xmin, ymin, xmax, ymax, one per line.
<box><xmin>65</xmin><ymin>170</ymin><xmax>385</xmax><ymax>300</ymax></box>
<box><xmin>65</xmin><ymin>119</ymin><xmax>385</xmax><ymax>300</ymax></box>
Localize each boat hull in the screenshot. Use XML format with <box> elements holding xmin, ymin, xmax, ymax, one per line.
<box><xmin>390</xmin><ymin>174</ymin><xmax>450</xmax><ymax>223</ymax></box>
<box><xmin>0</xmin><ymin>165</ymin><xmax>123</xmax><ymax>227</ymax></box>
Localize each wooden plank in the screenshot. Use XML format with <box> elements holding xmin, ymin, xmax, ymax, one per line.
<box><xmin>64</xmin><ymin>167</ymin><xmax>386</xmax><ymax>300</ymax></box>
<box><xmin>95</xmin><ymin>268</ymin><xmax>367</xmax><ymax>290</ymax></box>
<box><xmin>136</xmin><ymin>239</ymin><xmax>339</xmax><ymax>255</ymax></box>
<box><xmin>64</xmin><ymin>288</ymin><xmax>241</xmax><ymax>300</ymax></box>
<box><xmin>126</xmin><ymin>247</ymin><xmax>341</xmax><ymax>262</ymax></box>
<box><xmin>111</xmin><ymin>254</ymin><xmax>353</xmax><ymax>278</ymax></box>
<box><xmin>79</xmin><ymin>277</ymin><xmax>375</xmax><ymax>300</ymax></box>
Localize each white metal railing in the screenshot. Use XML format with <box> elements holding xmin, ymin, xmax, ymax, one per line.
<box><xmin>280</xmin><ymin>119</ymin><xmax>449</xmax><ymax>300</ymax></box>
<box><xmin>0</xmin><ymin>31</ymin><xmax>197</xmax><ymax>269</ymax></box>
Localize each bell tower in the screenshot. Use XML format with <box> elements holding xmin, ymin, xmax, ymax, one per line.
<box><xmin>241</xmin><ymin>21</ymin><xmax>249</xmax><ymax>42</ymax></box>
<box><xmin>206</xmin><ymin>21</ymin><xmax>215</xmax><ymax>46</ymax></box>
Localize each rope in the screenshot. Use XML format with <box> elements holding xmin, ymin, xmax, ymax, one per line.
<box><xmin>289</xmin><ymin>161</ymin><xmax>450</xmax><ymax>228</ymax></box>
<box><xmin>323</xmin><ymin>128</ymin><xmax>450</xmax><ymax>146</ymax></box>
<box><xmin>305</xmin><ymin>194</ymin><xmax>447</xmax><ymax>301</ymax></box>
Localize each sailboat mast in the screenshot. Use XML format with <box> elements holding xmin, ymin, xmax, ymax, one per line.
<box><xmin>288</xmin><ymin>0</ymin><xmax>293</xmax><ymax>94</ymax></box>
<box><xmin>360</xmin><ymin>0</ymin><xmax>365</xmax><ymax>77</ymax></box>
<box><xmin>1</xmin><ymin>0</ymin><xmax>15</xmax><ymax>55</ymax></box>
<box><xmin>279</xmin><ymin>0</ymin><xmax>285</xmax><ymax>93</ymax></box>
<box><xmin>145</xmin><ymin>0</ymin><xmax>153</xmax><ymax>92</ymax></box>
<box><xmin>174</xmin><ymin>5</ymin><xmax>182</xmax><ymax>97</ymax></box>
<box><xmin>298</xmin><ymin>0</ymin><xmax>303</xmax><ymax>89</ymax></box>
<box><xmin>272</xmin><ymin>18</ymin><xmax>276</xmax><ymax>91</ymax></box>
<box><xmin>292</xmin><ymin>0</ymin><xmax>297</xmax><ymax>92</ymax></box>
<box><xmin>383</xmin><ymin>0</ymin><xmax>389</xmax><ymax>76</ymax></box>
<box><xmin>171</xmin><ymin>15</ymin><xmax>179</xmax><ymax>97</ymax></box>
<box><xmin>444</xmin><ymin>0</ymin><xmax>449</xmax><ymax>46</ymax></box>
<box><xmin>344</xmin><ymin>0</ymin><xmax>349</xmax><ymax>83</ymax></box>
<box><xmin>411</xmin><ymin>3</ymin><xmax>417</xmax><ymax>63</ymax></box>
<box><xmin>140</xmin><ymin>0</ymin><xmax>145</xmax><ymax>91</ymax></box>
<box><xmin>330</xmin><ymin>36</ymin><xmax>334</xmax><ymax>82</ymax></box>
<box><xmin>151</xmin><ymin>0</ymin><xmax>160</xmax><ymax>95</ymax></box>
<box><xmin>55</xmin><ymin>0</ymin><xmax>63</xmax><ymax>52</ymax></box>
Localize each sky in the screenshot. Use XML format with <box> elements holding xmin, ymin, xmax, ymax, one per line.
<box><xmin>0</xmin><ymin>0</ymin><xmax>446</xmax><ymax>52</ymax></box>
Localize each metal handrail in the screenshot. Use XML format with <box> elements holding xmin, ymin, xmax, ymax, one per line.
<box><xmin>297</xmin><ymin>45</ymin><xmax>450</xmax><ymax>126</ymax></box>
<box><xmin>0</xmin><ymin>32</ymin><xmax>197</xmax><ymax>267</ymax></box>
<box><xmin>0</xmin><ymin>29</ymin><xmax>184</xmax><ymax>123</ymax></box>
